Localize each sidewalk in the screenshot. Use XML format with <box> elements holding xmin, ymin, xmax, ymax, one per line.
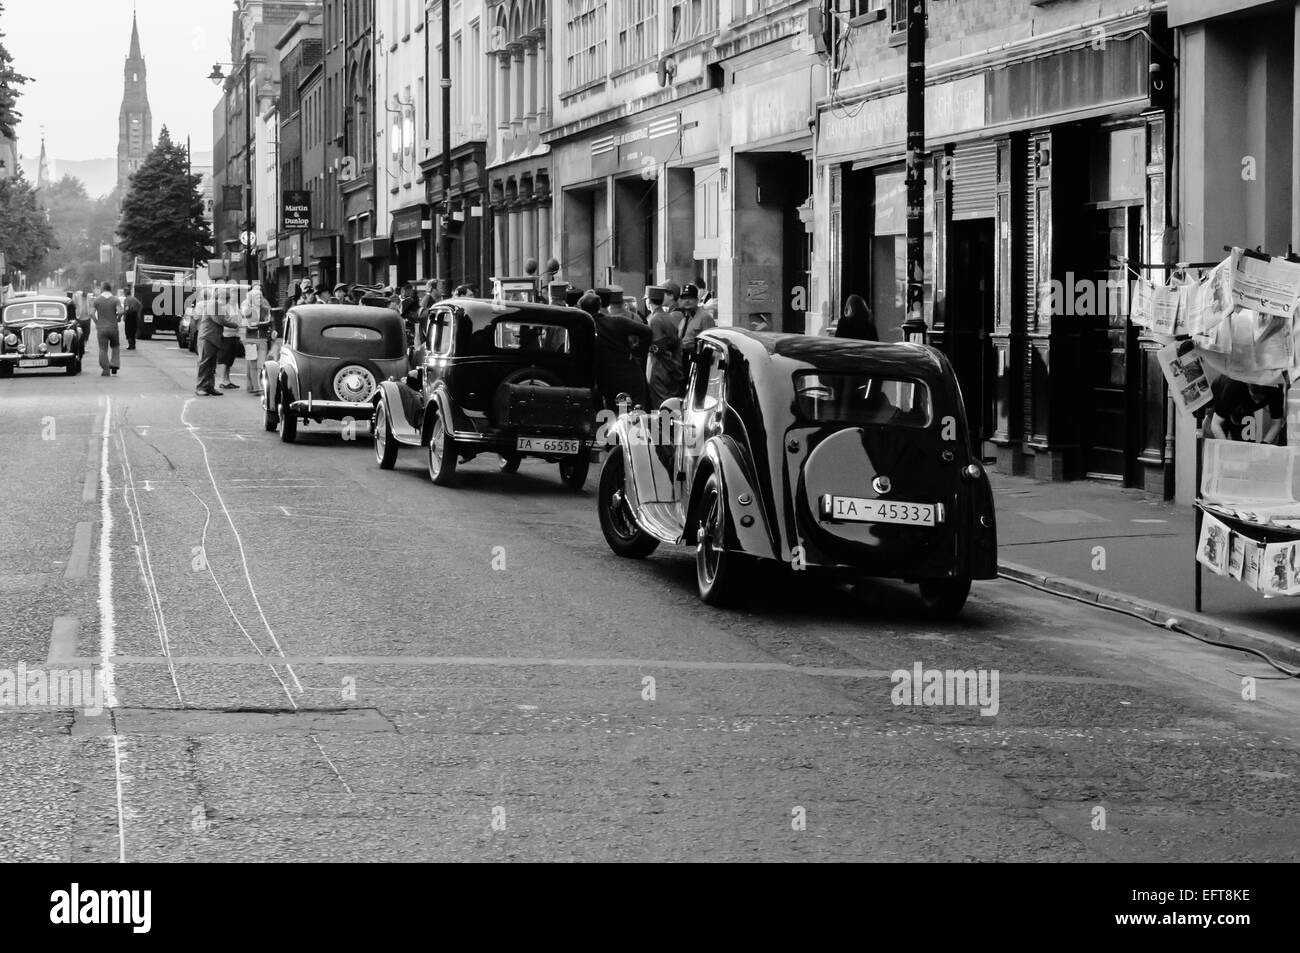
<box><xmin>990</xmin><ymin>471</ymin><xmax>1300</xmax><ymax>664</ymax></box>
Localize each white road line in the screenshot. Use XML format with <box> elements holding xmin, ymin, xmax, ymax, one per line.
<box><xmin>181</xmin><ymin>400</ymin><xmax>303</xmax><ymax>697</ymax></box>
<box><xmin>111</xmin><ymin>734</ymin><xmax>127</xmax><ymax>863</ymax></box>
<box><xmin>117</xmin><ymin>431</ymin><xmax>184</xmax><ymax>705</ymax></box>
<box><xmin>279</xmin><ymin>506</ymin><xmax>292</xmax><ymax>517</ymax></box>
<box><xmin>98</xmin><ymin>399</ymin><xmax>118</xmax><ymax>709</ymax></box>
<box><xmin>309</xmin><ymin>733</ymin><xmax>353</xmax><ymax>795</ymax></box>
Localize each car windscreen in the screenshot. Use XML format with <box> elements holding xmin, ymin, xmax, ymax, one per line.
<box><xmin>4</xmin><ymin>302</ymin><xmax>69</xmax><ymax>323</ymax></box>
<box><xmin>297</xmin><ymin>322</ymin><xmax>405</xmax><ymax>359</ymax></box>
<box><xmin>793</xmin><ymin>371</ymin><xmax>932</xmax><ymax>429</ymax></box>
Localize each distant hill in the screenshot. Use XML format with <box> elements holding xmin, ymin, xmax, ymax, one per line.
<box><xmin>18</xmin><ymin>151</ymin><xmax>214</xmax><ymax>199</ymax></box>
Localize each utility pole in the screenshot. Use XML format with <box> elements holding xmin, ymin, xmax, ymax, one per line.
<box><xmin>902</xmin><ymin>0</ymin><xmax>928</xmax><ymax>344</ymax></box>
<box><xmin>437</xmin><ymin>0</ymin><xmax>452</xmax><ymax>298</ymax></box>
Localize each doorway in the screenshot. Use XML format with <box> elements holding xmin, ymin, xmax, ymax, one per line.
<box><xmin>949</xmin><ymin>219</ymin><xmax>996</xmax><ymax>454</ymax></box>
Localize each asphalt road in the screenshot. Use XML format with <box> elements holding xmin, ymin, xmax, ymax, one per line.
<box><xmin>1</xmin><ymin>335</ymin><xmax>1298</xmax><ymax>862</ymax></box>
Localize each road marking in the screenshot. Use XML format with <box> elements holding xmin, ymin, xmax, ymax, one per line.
<box><xmin>1132</xmin><ymin>518</ymin><xmax>1167</xmax><ymax>524</ymax></box>
<box><xmin>64</xmin><ymin>522</ymin><xmax>93</xmax><ymax>580</ymax></box>
<box><xmin>310</xmin><ymin>733</ymin><xmax>353</xmax><ymax>794</ymax></box>
<box><xmin>47</xmin><ymin>616</ymin><xmax>79</xmax><ymax>663</ymax></box>
<box><xmin>181</xmin><ymin>401</ymin><xmax>303</xmax><ymax>701</ymax></box>
<box><xmin>97</xmin><ymin>398</ymin><xmax>118</xmax><ymax>708</ymax></box>
<box><xmin>111</xmin><ymin>735</ymin><xmax>127</xmax><ymax>864</ymax></box>
<box><xmin>279</xmin><ymin>506</ymin><xmax>292</xmax><ymax>517</ymax></box>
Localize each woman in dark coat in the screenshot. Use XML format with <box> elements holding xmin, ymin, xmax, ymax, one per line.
<box><xmin>836</xmin><ymin>294</ymin><xmax>878</xmax><ymax>341</ymax></box>
<box><xmin>583</xmin><ymin>291</ymin><xmax>652</xmax><ymax>411</ymax></box>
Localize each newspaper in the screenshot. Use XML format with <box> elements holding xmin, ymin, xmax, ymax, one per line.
<box><xmin>1183</xmin><ymin>258</ymin><xmax>1233</xmax><ymax>338</ymax></box>
<box><xmin>1230</xmin><ymin>248</ymin><xmax>1300</xmax><ymax>318</ymax></box>
<box><xmin>1157</xmin><ymin>341</ymin><xmax>1213</xmax><ymax>414</ymax></box>
<box><xmin>1150</xmin><ymin>284</ymin><xmax>1181</xmax><ymax>336</ymax></box>
<box><xmin>1130</xmin><ymin>277</ymin><xmax>1155</xmax><ymax>329</ymax></box>
<box><xmin>1200</xmin><ymin>439</ymin><xmax>1297</xmax><ymax>503</ymax></box>
<box><xmin>1259</xmin><ymin>541</ymin><xmax>1300</xmax><ymax>595</ymax></box>
<box><xmin>1196</xmin><ymin>512</ymin><xmax>1231</xmax><ymax>575</ymax></box>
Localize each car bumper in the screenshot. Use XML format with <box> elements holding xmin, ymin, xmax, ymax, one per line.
<box><xmin>1</xmin><ymin>352</ymin><xmax>78</xmax><ymax>366</ymax></box>
<box><xmin>288</xmin><ymin>398</ymin><xmax>375</xmax><ymax>420</ymax></box>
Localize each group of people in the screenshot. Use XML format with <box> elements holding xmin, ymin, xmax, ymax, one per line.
<box><xmin>66</xmin><ymin>284</ymin><xmax>143</xmax><ymax>376</ymax></box>
<box><xmin>192</xmin><ymin>285</ymin><xmax>272</xmax><ymax>398</ymax></box>
<box><xmin>559</xmin><ymin>277</ymin><xmax>717</xmax><ymax>413</ymax></box>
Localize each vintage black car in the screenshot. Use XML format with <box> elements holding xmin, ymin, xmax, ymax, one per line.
<box><xmin>0</xmin><ymin>296</ymin><xmax>83</xmax><ymax>377</ymax></box>
<box><xmin>596</xmin><ymin>330</ymin><xmax>998</xmax><ymax>615</ymax></box>
<box><xmin>262</xmin><ymin>305</ymin><xmax>411</xmax><ymax>442</ymax></box>
<box><xmin>370</xmin><ymin>296</ymin><xmax>598</xmax><ymax>489</ymax></box>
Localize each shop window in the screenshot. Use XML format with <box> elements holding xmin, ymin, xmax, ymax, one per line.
<box><xmin>869</xmin><ymin>168</ymin><xmax>935</xmax><ymax>343</ymax></box>
<box><xmin>1089</xmin><ymin>126</ymin><xmax>1146</xmax><ymax>203</ymax></box>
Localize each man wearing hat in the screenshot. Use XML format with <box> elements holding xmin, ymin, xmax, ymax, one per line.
<box><xmin>334</xmin><ymin>282</ymin><xmax>354</xmax><ymax>305</ymax></box>
<box><xmin>547</xmin><ymin>280</ymin><xmax>570</xmax><ymax>307</ymax></box>
<box><xmin>584</xmin><ymin>289</ymin><xmax>651</xmax><ymax>412</ymax></box>
<box><xmin>644</xmin><ymin>284</ymin><xmax>685</xmax><ymax>410</ymax></box>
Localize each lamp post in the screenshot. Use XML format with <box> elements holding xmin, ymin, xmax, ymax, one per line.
<box><xmin>902</xmin><ymin>0</ymin><xmax>928</xmax><ymax>345</ymax></box>
<box><xmin>209</xmin><ymin>56</ymin><xmax>256</xmax><ymax>285</ymax></box>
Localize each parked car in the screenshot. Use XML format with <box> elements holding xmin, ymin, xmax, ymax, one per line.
<box><xmin>370</xmin><ymin>295</ymin><xmax>598</xmax><ymax>489</ymax></box>
<box><xmin>0</xmin><ymin>296</ymin><xmax>83</xmax><ymax>377</ymax></box>
<box><xmin>595</xmin><ymin>330</ymin><xmax>998</xmax><ymax>615</ymax></box>
<box><xmin>261</xmin><ymin>305</ymin><xmax>411</xmax><ymax>443</ymax></box>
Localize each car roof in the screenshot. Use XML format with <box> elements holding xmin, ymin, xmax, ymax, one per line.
<box><xmin>445</xmin><ymin>296</ymin><xmax>591</xmax><ymax>322</ymax></box>
<box><xmin>4</xmin><ymin>295</ymin><xmax>72</xmax><ymax>304</ymax></box>
<box><xmin>290</xmin><ymin>303</ymin><xmax>406</xmax><ymax>331</ymax></box>
<box><xmin>705</xmin><ymin>328</ymin><xmax>948</xmax><ymax>380</ymax></box>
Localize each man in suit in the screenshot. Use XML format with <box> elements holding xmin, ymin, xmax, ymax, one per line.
<box><xmin>91</xmin><ymin>283</ymin><xmax>122</xmax><ymax>376</ymax></box>
<box><xmin>121</xmin><ymin>288</ymin><xmax>143</xmax><ymax>348</ymax></box>
<box><xmin>195</xmin><ymin>288</ymin><xmax>234</xmax><ymax>396</ymax></box>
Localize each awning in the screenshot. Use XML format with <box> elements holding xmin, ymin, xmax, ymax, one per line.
<box><xmin>358</xmin><ymin>237</ymin><xmax>389</xmax><ymax>260</ymax></box>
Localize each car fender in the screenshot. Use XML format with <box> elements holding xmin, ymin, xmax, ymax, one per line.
<box><xmin>373</xmin><ymin>379</ymin><xmax>422</xmax><ymax>445</ymax></box>
<box><xmin>420</xmin><ymin>382</ymin><xmax>456</xmax><ymax>444</ymax></box>
<box><xmin>684</xmin><ymin>436</ymin><xmax>779</xmax><ymax>560</ymax></box>
<box><xmin>280</xmin><ymin>361</ymin><xmax>301</xmax><ymax>403</ymax></box>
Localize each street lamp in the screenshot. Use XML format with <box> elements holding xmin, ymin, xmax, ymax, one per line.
<box><xmin>209</xmin><ymin>57</ymin><xmax>256</xmax><ymax>285</ymax></box>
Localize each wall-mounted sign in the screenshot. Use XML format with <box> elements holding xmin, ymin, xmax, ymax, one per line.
<box><xmin>282</xmin><ymin>190</ymin><xmax>311</xmax><ymax>230</ymax></box>
<box><xmin>592</xmin><ymin>113</ymin><xmax>681</xmax><ymax>177</ymax></box>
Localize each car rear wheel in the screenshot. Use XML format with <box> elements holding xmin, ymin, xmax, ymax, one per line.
<box><xmin>597</xmin><ymin>451</ymin><xmax>658</xmax><ymax>559</ymax></box>
<box><xmin>918</xmin><ymin>576</ymin><xmax>971</xmax><ymax>618</ymax></box>
<box><xmin>695</xmin><ymin>472</ymin><xmax>748</xmax><ymax>606</ymax></box>
<box><xmin>278</xmin><ymin>386</ymin><xmax>298</xmax><ymax>443</ymax></box>
<box><xmin>559</xmin><ymin>453</ymin><xmax>590</xmax><ymax>491</ymax></box>
<box><xmin>426</xmin><ymin>413</ymin><xmax>457</xmax><ymax>485</ymax></box>
<box><xmin>373</xmin><ymin>399</ymin><xmax>398</xmax><ymax>469</ymax></box>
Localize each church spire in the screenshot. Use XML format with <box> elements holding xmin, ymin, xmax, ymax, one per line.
<box><xmin>36</xmin><ymin>129</ymin><xmax>49</xmax><ymax>190</ymax></box>
<box><xmin>128</xmin><ymin>9</ymin><xmax>141</xmax><ymax>61</ymax></box>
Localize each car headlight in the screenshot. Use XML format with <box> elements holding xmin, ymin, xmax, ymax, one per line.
<box><xmin>3</xmin><ymin>333</ymin><xmax>16</xmax><ymax>346</ymax></box>
<box><xmin>47</xmin><ymin>331</ymin><xmax>61</xmax><ymax>345</ymax></box>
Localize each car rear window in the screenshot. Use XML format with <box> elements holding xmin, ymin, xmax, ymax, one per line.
<box><xmin>794</xmin><ymin>372</ymin><xmax>932</xmax><ymax>429</ymax></box>
<box><xmin>4</xmin><ymin>302</ymin><xmax>69</xmax><ymax>322</ymax></box>
<box><xmin>322</xmin><ymin>326</ymin><xmax>382</xmax><ymax>342</ymax></box>
<box><xmin>297</xmin><ymin>321</ymin><xmax>404</xmax><ymax>359</ymax></box>
<box><xmin>493</xmin><ymin>321</ymin><xmax>570</xmax><ymax>354</ymax></box>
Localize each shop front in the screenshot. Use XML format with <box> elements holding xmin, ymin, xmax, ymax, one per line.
<box><xmin>390</xmin><ymin>205</ymin><xmax>428</xmax><ymax>288</ymax></box>
<box><xmin>818</xmin><ymin>17</ymin><xmax>1173</xmax><ymax>490</ymax></box>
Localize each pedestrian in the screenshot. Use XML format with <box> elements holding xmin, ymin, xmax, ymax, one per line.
<box><xmin>696</xmin><ymin>275</ymin><xmax>714</xmax><ymax>305</ymax></box>
<box><xmin>122</xmin><ymin>287</ymin><xmax>143</xmax><ymax>349</ymax></box>
<box><xmin>677</xmin><ymin>282</ymin><xmax>701</xmax><ymax>376</ymax></box>
<box><xmin>836</xmin><ymin>293</ymin><xmax>878</xmax><ymax>341</ymax></box>
<box><xmin>91</xmin><ymin>282</ymin><xmax>122</xmax><ymax>376</ymax></box>
<box><xmin>547</xmin><ymin>280</ymin><xmax>570</xmax><ymax>307</ymax></box>
<box><xmin>241</xmin><ymin>284</ymin><xmax>272</xmax><ymax>395</ymax></box>
<box><xmin>645</xmin><ymin>284</ymin><xmax>685</xmax><ymax>409</ymax></box>
<box><xmin>682</xmin><ymin>298</ymin><xmax>717</xmax><ymax>363</ymax></box>
<box><xmin>65</xmin><ymin>289</ymin><xmax>86</xmax><ymax>360</ymax></box>
<box><xmin>216</xmin><ymin>289</ymin><xmax>242</xmax><ymax>389</ymax></box>
<box><xmin>195</xmin><ymin>288</ymin><xmax>231</xmax><ymax>396</ymax></box>
<box><xmin>589</xmin><ymin>288</ymin><xmax>651</xmax><ymax>412</ymax></box>
<box><xmin>334</xmin><ymin>282</ymin><xmax>353</xmax><ymax>305</ymax></box>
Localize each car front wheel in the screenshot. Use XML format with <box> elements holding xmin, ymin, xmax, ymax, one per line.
<box><xmin>917</xmin><ymin>576</ymin><xmax>971</xmax><ymax>618</ymax></box>
<box><xmin>426</xmin><ymin>413</ymin><xmax>457</xmax><ymax>485</ymax></box>
<box><xmin>695</xmin><ymin>472</ymin><xmax>748</xmax><ymax>606</ymax></box>
<box><xmin>597</xmin><ymin>451</ymin><xmax>658</xmax><ymax>559</ymax></box>
<box><xmin>373</xmin><ymin>399</ymin><xmax>398</xmax><ymax>469</ymax></box>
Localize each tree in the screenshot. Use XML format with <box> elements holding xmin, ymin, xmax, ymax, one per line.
<box><xmin>37</xmin><ymin>176</ymin><xmax>120</xmax><ymax>287</ymax></box>
<box><xmin>0</xmin><ymin>170</ymin><xmax>55</xmax><ymax>275</ymax></box>
<box><xmin>117</xmin><ymin>126</ymin><xmax>212</xmax><ymax>267</ymax></box>
<box><xmin>0</xmin><ymin>2</ymin><xmax>29</xmax><ymax>140</ymax></box>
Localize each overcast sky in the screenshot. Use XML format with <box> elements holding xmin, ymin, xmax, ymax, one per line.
<box><xmin>5</xmin><ymin>0</ymin><xmax>232</xmax><ymax>161</ymax></box>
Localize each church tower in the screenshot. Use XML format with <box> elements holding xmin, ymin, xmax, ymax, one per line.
<box><xmin>117</xmin><ymin>11</ymin><xmax>153</xmax><ymax>191</ymax></box>
<box><xmin>36</xmin><ymin>131</ymin><xmax>50</xmax><ymax>191</ymax></box>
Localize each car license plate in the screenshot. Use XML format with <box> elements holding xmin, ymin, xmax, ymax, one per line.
<box><xmin>18</xmin><ymin>359</ymin><xmax>48</xmax><ymax>368</ymax></box>
<box><xmin>821</xmin><ymin>494</ymin><xmax>937</xmax><ymax>527</ymax></box>
<box><xmin>517</xmin><ymin>436</ymin><xmax>579</xmax><ymax>455</ymax></box>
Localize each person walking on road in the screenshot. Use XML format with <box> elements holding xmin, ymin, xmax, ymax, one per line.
<box><xmin>216</xmin><ymin>289</ymin><xmax>242</xmax><ymax>388</ymax></box>
<box><xmin>122</xmin><ymin>287</ymin><xmax>143</xmax><ymax>349</ymax></box>
<box><xmin>91</xmin><ymin>282</ymin><xmax>122</xmax><ymax>376</ymax></box>
<box><xmin>644</xmin><ymin>284</ymin><xmax>685</xmax><ymax>410</ymax></box>
<box><xmin>584</xmin><ymin>290</ymin><xmax>651</xmax><ymax>412</ymax></box>
<box><xmin>241</xmin><ymin>285</ymin><xmax>272</xmax><ymax>395</ymax></box>
<box><xmin>195</xmin><ymin>287</ymin><xmax>232</xmax><ymax>396</ymax></box>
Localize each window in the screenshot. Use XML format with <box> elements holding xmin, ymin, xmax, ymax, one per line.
<box><xmin>321</xmin><ymin>325</ymin><xmax>382</xmax><ymax>341</ymax></box>
<box><xmin>565</xmin><ymin>0</ymin><xmax>606</xmax><ymax>90</ymax></box>
<box><xmin>890</xmin><ymin>0</ymin><xmax>907</xmax><ymax>34</ymax></box>
<box><xmin>670</xmin><ymin>0</ymin><xmax>715</xmax><ymax>44</ymax></box>
<box><xmin>493</xmin><ymin>321</ymin><xmax>571</xmax><ymax>353</ymax></box>
<box><xmin>617</xmin><ymin>0</ymin><xmax>657</xmax><ymax>67</ymax></box>
<box><xmin>794</xmin><ymin>373</ymin><xmax>933</xmax><ymax>429</ymax></box>
<box><xmin>691</xmin><ymin>344</ymin><xmax>725</xmax><ymax>411</ymax></box>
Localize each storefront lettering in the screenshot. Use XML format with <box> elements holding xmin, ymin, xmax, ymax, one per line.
<box><xmin>820</xmin><ymin>75</ymin><xmax>985</xmax><ymax>159</ymax></box>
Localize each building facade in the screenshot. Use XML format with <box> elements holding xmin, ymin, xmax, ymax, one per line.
<box><xmin>118</xmin><ymin>13</ymin><xmax>154</xmax><ymax>192</ymax></box>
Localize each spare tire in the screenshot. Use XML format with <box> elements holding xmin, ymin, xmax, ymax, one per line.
<box><xmin>324</xmin><ymin>357</ymin><xmax>385</xmax><ymax>409</ymax></box>
<box><xmin>491</xmin><ymin>366</ymin><xmax>565</xmax><ymax>426</ymax></box>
